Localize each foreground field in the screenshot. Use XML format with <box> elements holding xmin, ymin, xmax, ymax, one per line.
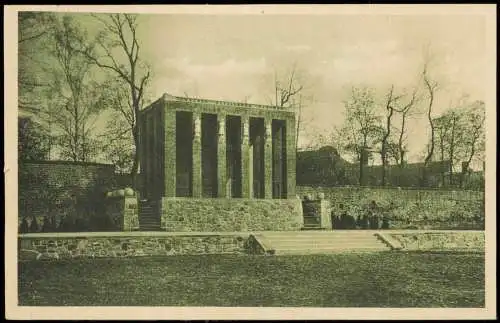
<box><xmin>18</xmin><ymin>251</ymin><xmax>484</xmax><ymax>307</ymax></box>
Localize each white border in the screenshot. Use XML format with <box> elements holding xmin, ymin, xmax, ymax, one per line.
<box><xmin>4</xmin><ymin>4</ymin><xmax>497</xmax><ymax>320</ymax></box>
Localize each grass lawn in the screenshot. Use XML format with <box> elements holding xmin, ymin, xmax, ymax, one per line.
<box><xmin>18</xmin><ymin>251</ymin><xmax>484</xmax><ymax>307</ymax></box>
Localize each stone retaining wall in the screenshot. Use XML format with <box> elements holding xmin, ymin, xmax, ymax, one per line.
<box><xmin>297</xmin><ymin>186</ymin><xmax>484</xmax><ymax>230</ymax></box>
<box><xmin>389</xmin><ymin>231</ymin><xmax>485</xmax><ymax>251</ymax></box>
<box><xmin>160</xmin><ymin>197</ymin><xmax>303</xmax><ymax>231</ymax></box>
<box><xmin>18</xmin><ymin>161</ymin><xmax>118</xmax><ymax>233</ymax></box>
<box><xmin>18</xmin><ymin>232</ymin><xmax>250</xmax><ymax>261</ymax></box>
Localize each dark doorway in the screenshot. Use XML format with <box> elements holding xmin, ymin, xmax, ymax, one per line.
<box><xmin>226</xmin><ymin>116</ymin><xmax>242</xmax><ymax>198</ymax></box>
<box><xmin>250</xmin><ymin>117</ymin><xmax>265</xmax><ymax>198</ymax></box>
<box><xmin>202</xmin><ymin>113</ymin><xmax>218</xmax><ymax>197</ymax></box>
<box><xmin>175</xmin><ymin>111</ymin><xmax>193</xmax><ymax>197</ymax></box>
<box><xmin>272</xmin><ymin>119</ymin><xmax>287</xmax><ymax>199</ymax></box>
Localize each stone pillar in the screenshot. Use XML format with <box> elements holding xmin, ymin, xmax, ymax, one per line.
<box><xmin>164</xmin><ymin>108</ymin><xmax>176</xmax><ymax>198</ymax></box>
<box><xmin>264</xmin><ymin>118</ymin><xmax>273</xmax><ymax>199</ymax></box>
<box><xmin>217</xmin><ymin>114</ymin><xmax>228</xmax><ymax>198</ymax></box>
<box><xmin>286</xmin><ymin>116</ymin><xmax>296</xmax><ymax>198</ymax></box>
<box><xmin>123</xmin><ymin>197</ymin><xmax>140</xmax><ymax>231</ymax></box>
<box><xmin>192</xmin><ymin>112</ymin><xmax>202</xmax><ymax>198</ymax></box>
<box><xmin>241</xmin><ymin>116</ymin><xmax>251</xmax><ymax>198</ymax></box>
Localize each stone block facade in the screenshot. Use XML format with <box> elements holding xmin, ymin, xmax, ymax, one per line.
<box><xmin>160</xmin><ymin>197</ymin><xmax>303</xmax><ymax>232</ymax></box>
<box><xmin>137</xmin><ymin>93</ymin><xmax>299</xmax><ymax>232</ymax></box>
<box><xmin>139</xmin><ymin>93</ymin><xmax>296</xmax><ymax>202</ymax></box>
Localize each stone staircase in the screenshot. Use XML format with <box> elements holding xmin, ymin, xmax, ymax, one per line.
<box><xmin>301</xmin><ymin>215</ymin><xmax>327</xmax><ymax>230</ymax></box>
<box><xmin>251</xmin><ymin>231</ymin><xmax>391</xmax><ymax>255</ymax></box>
<box><xmin>138</xmin><ymin>200</ymin><xmax>162</xmax><ymax>231</ymax></box>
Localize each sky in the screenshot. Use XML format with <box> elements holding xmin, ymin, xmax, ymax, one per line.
<box><xmin>67</xmin><ymin>9</ymin><xmax>488</xmax><ymax>166</ymax></box>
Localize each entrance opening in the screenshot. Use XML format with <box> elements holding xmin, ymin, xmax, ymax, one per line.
<box><xmin>226</xmin><ymin>116</ymin><xmax>242</xmax><ymax>198</ymax></box>
<box><xmin>201</xmin><ymin>113</ymin><xmax>218</xmax><ymax>197</ymax></box>
<box><xmin>250</xmin><ymin>117</ymin><xmax>265</xmax><ymax>198</ymax></box>
<box><xmin>272</xmin><ymin>119</ymin><xmax>287</xmax><ymax>199</ymax></box>
<box><xmin>175</xmin><ymin>111</ymin><xmax>193</xmax><ymax>197</ymax></box>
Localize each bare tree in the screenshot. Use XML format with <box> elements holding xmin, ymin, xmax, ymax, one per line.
<box><xmin>421</xmin><ymin>54</ymin><xmax>440</xmax><ymax>185</ymax></box>
<box><xmin>46</xmin><ymin>15</ymin><xmax>105</xmax><ymax>162</ymax></box>
<box><xmin>79</xmin><ymin>13</ymin><xmax>152</xmax><ymax>188</ymax></box>
<box><xmin>18</xmin><ymin>12</ymin><xmax>57</xmax><ymax>113</ymax></box>
<box><xmin>459</xmin><ymin>100</ymin><xmax>485</xmax><ymax>187</ymax></box>
<box><xmin>273</xmin><ymin>64</ymin><xmax>308</xmax><ymax>153</ymax></box>
<box><xmin>433</xmin><ymin>105</ymin><xmax>466</xmax><ymax>186</ymax></box>
<box><xmin>98</xmin><ymin>78</ymin><xmax>139</xmax><ymax>173</ymax></box>
<box><xmin>338</xmin><ymin>86</ymin><xmax>381</xmax><ymax>186</ymax></box>
<box><xmin>379</xmin><ymin>84</ymin><xmax>406</xmax><ymax>186</ymax></box>
<box><xmin>393</xmin><ymin>85</ymin><xmax>420</xmax><ymax>167</ymax></box>
<box><xmin>274</xmin><ymin>65</ymin><xmax>304</xmax><ymax>108</ymax></box>
<box><xmin>434</xmin><ymin>112</ymin><xmax>450</xmax><ymax>186</ymax></box>
<box><xmin>295</xmin><ymin>94</ymin><xmax>303</xmax><ymax>152</ymax></box>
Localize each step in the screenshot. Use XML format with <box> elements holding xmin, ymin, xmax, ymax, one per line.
<box><xmin>139</xmin><ymin>222</ymin><xmax>160</xmax><ymax>226</ymax></box>
<box><xmin>262</xmin><ymin>231</ymin><xmax>375</xmax><ymax>237</ymax></box>
<box><xmin>267</xmin><ymin>241</ymin><xmax>380</xmax><ymax>247</ymax></box>
<box><xmin>265</xmin><ymin>236</ymin><xmax>378</xmax><ymax>241</ymax></box>
<box><xmin>140</xmin><ymin>225</ymin><xmax>161</xmax><ymax>228</ymax></box>
<box><xmin>275</xmin><ymin>247</ymin><xmax>389</xmax><ymax>255</ymax></box>
<box><xmin>265</xmin><ymin>239</ymin><xmax>380</xmax><ymax>244</ymax></box>
<box><xmin>271</xmin><ymin>246</ymin><xmax>387</xmax><ymax>252</ymax></box>
<box><xmin>263</xmin><ymin>234</ymin><xmax>378</xmax><ymax>239</ymax></box>
<box><xmin>267</xmin><ymin>241</ymin><xmax>384</xmax><ymax>247</ymax></box>
<box><xmin>139</xmin><ymin>221</ymin><xmax>161</xmax><ymax>225</ymax></box>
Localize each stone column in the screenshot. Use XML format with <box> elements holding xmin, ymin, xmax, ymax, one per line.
<box><xmin>164</xmin><ymin>108</ymin><xmax>176</xmax><ymax>198</ymax></box>
<box><xmin>241</xmin><ymin>116</ymin><xmax>251</xmax><ymax>198</ymax></box>
<box><xmin>286</xmin><ymin>116</ymin><xmax>296</xmax><ymax>198</ymax></box>
<box><xmin>192</xmin><ymin>112</ymin><xmax>202</xmax><ymax>198</ymax></box>
<box><xmin>264</xmin><ymin>118</ymin><xmax>273</xmax><ymax>199</ymax></box>
<box><xmin>217</xmin><ymin>114</ymin><xmax>228</xmax><ymax>198</ymax></box>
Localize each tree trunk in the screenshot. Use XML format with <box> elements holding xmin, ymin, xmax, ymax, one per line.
<box><xmin>423</xmin><ymin>72</ymin><xmax>436</xmax><ymax>187</ymax></box>
<box><xmin>448</xmin><ymin>117</ymin><xmax>456</xmax><ymax>186</ymax></box>
<box><xmin>381</xmin><ymin>151</ymin><xmax>387</xmax><ymax>186</ymax></box>
<box><xmin>130</xmin><ymin>124</ymin><xmax>140</xmax><ymax>190</ymax></box>
<box><xmin>398</xmin><ymin>113</ymin><xmax>407</xmax><ymax>167</ymax></box>
<box><xmin>359</xmin><ymin>154</ymin><xmax>364</xmax><ymax>186</ymax></box>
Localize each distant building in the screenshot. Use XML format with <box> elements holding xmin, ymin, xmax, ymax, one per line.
<box><xmin>296</xmin><ymin>145</ymin><xmax>454</xmax><ymax>188</ymax></box>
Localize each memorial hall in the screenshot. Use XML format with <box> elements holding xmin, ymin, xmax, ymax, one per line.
<box><xmin>138</xmin><ymin>93</ymin><xmax>302</xmax><ymax>232</ymax></box>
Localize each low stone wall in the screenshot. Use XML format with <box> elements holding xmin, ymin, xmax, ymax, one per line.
<box><xmin>389</xmin><ymin>231</ymin><xmax>485</xmax><ymax>252</ymax></box>
<box><xmin>161</xmin><ymin>197</ymin><xmax>303</xmax><ymax>232</ymax></box>
<box><xmin>297</xmin><ymin>186</ymin><xmax>484</xmax><ymax>230</ymax></box>
<box><xmin>18</xmin><ymin>232</ymin><xmax>250</xmax><ymax>261</ymax></box>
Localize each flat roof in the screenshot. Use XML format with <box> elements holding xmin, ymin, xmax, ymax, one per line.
<box><xmin>142</xmin><ymin>92</ymin><xmax>295</xmax><ymax>115</ymax></box>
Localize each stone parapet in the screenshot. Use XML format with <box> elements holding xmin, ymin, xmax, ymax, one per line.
<box><xmin>390</xmin><ymin>231</ymin><xmax>485</xmax><ymax>251</ymax></box>
<box><xmin>18</xmin><ymin>232</ymin><xmax>249</xmax><ymax>261</ymax></box>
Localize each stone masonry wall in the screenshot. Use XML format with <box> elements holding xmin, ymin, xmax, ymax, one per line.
<box><xmin>18</xmin><ymin>161</ymin><xmax>118</xmax><ymax>232</ymax></box>
<box><xmin>297</xmin><ymin>186</ymin><xmax>484</xmax><ymax>230</ymax></box>
<box><xmin>18</xmin><ymin>233</ymin><xmax>249</xmax><ymax>261</ymax></box>
<box><xmin>161</xmin><ymin>197</ymin><xmax>303</xmax><ymax>232</ymax></box>
<box><xmin>390</xmin><ymin>231</ymin><xmax>485</xmax><ymax>251</ymax></box>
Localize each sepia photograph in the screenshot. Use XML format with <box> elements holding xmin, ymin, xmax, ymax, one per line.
<box><xmin>4</xmin><ymin>4</ymin><xmax>496</xmax><ymax>320</ymax></box>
